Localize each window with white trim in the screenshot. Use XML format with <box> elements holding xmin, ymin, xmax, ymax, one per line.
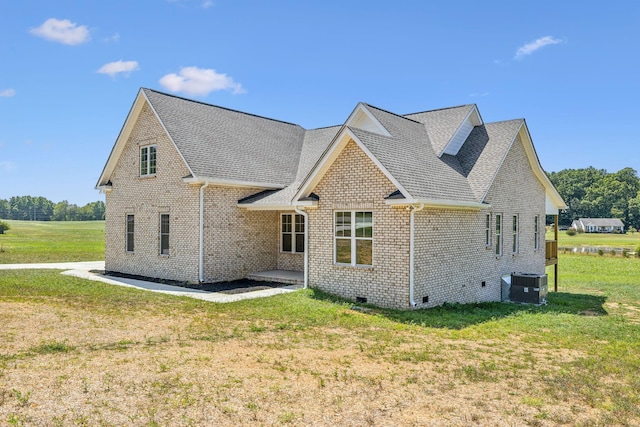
<box><xmin>160</xmin><ymin>213</ymin><xmax>169</xmax><ymax>255</ymax></box>
<box><xmin>534</xmin><ymin>215</ymin><xmax>540</xmax><ymax>251</ymax></box>
<box><xmin>140</xmin><ymin>145</ymin><xmax>157</xmax><ymax>177</ymax></box>
<box><xmin>495</xmin><ymin>213</ymin><xmax>502</xmax><ymax>256</ymax></box>
<box><xmin>335</xmin><ymin>211</ymin><xmax>373</xmax><ymax>266</ymax></box>
<box><xmin>281</xmin><ymin>213</ymin><xmax>304</xmax><ymax>253</ymax></box>
<box><xmin>485</xmin><ymin>214</ymin><xmax>491</xmax><ymax>247</ymax></box>
<box><xmin>126</xmin><ymin>214</ymin><xmax>134</xmax><ymax>252</ymax></box>
<box><xmin>512</xmin><ymin>215</ymin><xmax>519</xmax><ymax>254</ymax></box>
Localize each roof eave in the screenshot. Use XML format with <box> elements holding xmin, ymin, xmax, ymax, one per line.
<box><xmin>385</xmin><ymin>198</ymin><xmax>490</xmax><ymax>210</ymax></box>
<box><xmin>184</xmin><ymin>176</ymin><xmax>286</xmax><ymax>189</ymax></box>
<box><xmin>237</xmin><ymin>200</ymin><xmax>317</xmax><ymax>211</ymax></box>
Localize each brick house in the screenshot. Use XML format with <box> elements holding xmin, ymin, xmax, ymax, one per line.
<box><xmin>96</xmin><ymin>88</ymin><xmax>566</xmax><ymax>309</ymax></box>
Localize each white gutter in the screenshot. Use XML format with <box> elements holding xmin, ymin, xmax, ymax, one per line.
<box><xmin>386</xmin><ymin>198</ymin><xmax>489</xmax><ymax>210</ymax></box>
<box><xmin>199</xmin><ymin>182</ymin><xmax>210</xmax><ymax>283</ymax></box>
<box><xmin>184</xmin><ymin>176</ymin><xmax>285</xmax><ymax>190</ymax></box>
<box><xmin>409</xmin><ymin>203</ymin><xmax>425</xmax><ymax>307</ymax></box>
<box><xmin>294</xmin><ymin>206</ymin><xmax>309</xmax><ymax>289</ymax></box>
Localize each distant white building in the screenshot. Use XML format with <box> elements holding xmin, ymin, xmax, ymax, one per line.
<box><xmin>571</xmin><ymin>218</ymin><xmax>624</xmax><ymax>233</ymax></box>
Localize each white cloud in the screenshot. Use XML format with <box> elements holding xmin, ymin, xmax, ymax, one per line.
<box><xmin>514</xmin><ymin>36</ymin><xmax>562</xmax><ymax>59</ymax></box>
<box><xmin>30</xmin><ymin>18</ymin><xmax>90</xmax><ymax>45</ymax></box>
<box><xmin>97</xmin><ymin>60</ymin><xmax>139</xmax><ymax>77</ymax></box>
<box><xmin>0</xmin><ymin>89</ymin><xmax>15</xmax><ymax>97</ymax></box>
<box><xmin>102</xmin><ymin>33</ymin><xmax>120</xmax><ymax>43</ymax></box>
<box><xmin>159</xmin><ymin>66</ymin><xmax>245</xmax><ymax>96</ymax></box>
<box><xmin>202</xmin><ymin>0</ymin><xmax>214</xmax><ymax>8</ymax></box>
<box><xmin>0</xmin><ymin>161</ymin><xmax>16</xmax><ymax>173</ymax></box>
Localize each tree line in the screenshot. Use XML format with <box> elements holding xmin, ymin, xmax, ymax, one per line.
<box><xmin>0</xmin><ymin>196</ymin><xmax>105</xmax><ymax>221</ymax></box>
<box><xmin>547</xmin><ymin>167</ymin><xmax>640</xmax><ymax>229</ymax></box>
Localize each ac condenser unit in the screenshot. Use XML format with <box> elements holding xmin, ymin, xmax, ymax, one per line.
<box><xmin>509</xmin><ymin>273</ymin><xmax>548</xmax><ymax>305</ymax></box>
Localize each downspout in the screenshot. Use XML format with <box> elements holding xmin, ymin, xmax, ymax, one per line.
<box><xmin>294</xmin><ymin>207</ymin><xmax>309</xmax><ymax>289</ymax></box>
<box><xmin>199</xmin><ymin>182</ymin><xmax>210</xmax><ymax>283</ymax></box>
<box><xmin>409</xmin><ymin>203</ymin><xmax>425</xmax><ymax>307</ymax></box>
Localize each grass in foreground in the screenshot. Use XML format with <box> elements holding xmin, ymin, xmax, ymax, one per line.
<box><xmin>0</xmin><ymin>254</ymin><xmax>639</xmax><ymax>426</ymax></box>
<box><xmin>0</xmin><ymin>220</ymin><xmax>104</xmax><ymax>263</ymax></box>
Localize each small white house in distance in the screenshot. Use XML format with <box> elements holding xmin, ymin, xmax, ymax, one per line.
<box><xmin>571</xmin><ymin>218</ymin><xmax>625</xmax><ymax>233</ymax></box>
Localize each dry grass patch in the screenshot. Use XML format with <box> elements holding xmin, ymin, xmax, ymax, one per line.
<box><xmin>1</xmin><ymin>267</ymin><xmax>639</xmax><ymax>426</ymax></box>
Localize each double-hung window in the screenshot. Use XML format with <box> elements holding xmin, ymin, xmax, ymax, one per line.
<box><xmin>160</xmin><ymin>214</ymin><xmax>169</xmax><ymax>255</ymax></box>
<box><xmin>512</xmin><ymin>215</ymin><xmax>519</xmax><ymax>254</ymax></box>
<box><xmin>534</xmin><ymin>215</ymin><xmax>540</xmax><ymax>251</ymax></box>
<box><xmin>484</xmin><ymin>214</ymin><xmax>491</xmax><ymax>247</ymax></box>
<box><xmin>335</xmin><ymin>211</ymin><xmax>373</xmax><ymax>266</ymax></box>
<box><xmin>126</xmin><ymin>214</ymin><xmax>134</xmax><ymax>252</ymax></box>
<box><xmin>495</xmin><ymin>213</ymin><xmax>502</xmax><ymax>256</ymax></box>
<box><xmin>140</xmin><ymin>145</ymin><xmax>157</xmax><ymax>177</ymax></box>
<box><xmin>281</xmin><ymin>213</ymin><xmax>304</xmax><ymax>253</ymax></box>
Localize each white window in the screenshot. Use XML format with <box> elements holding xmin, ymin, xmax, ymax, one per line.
<box><xmin>485</xmin><ymin>214</ymin><xmax>491</xmax><ymax>247</ymax></box>
<box><xmin>126</xmin><ymin>214</ymin><xmax>134</xmax><ymax>252</ymax></box>
<box><xmin>534</xmin><ymin>215</ymin><xmax>540</xmax><ymax>251</ymax></box>
<box><xmin>160</xmin><ymin>214</ymin><xmax>169</xmax><ymax>255</ymax></box>
<box><xmin>495</xmin><ymin>214</ymin><xmax>502</xmax><ymax>256</ymax></box>
<box><xmin>512</xmin><ymin>215</ymin><xmax>519</xmax><ymax>254</ymax></box>
<box><xmin>140</xmin><ymin>145</ymin><xmax>157</xmax><ymax>177</ymax></box>
<box><xmin>281</xmin><ymin>213</ymin><xmax>304</xmax><ymax>253</ymax></box>
<box><xmin>335</xmin><ymin>211</ymin><xmax>373</xmax><ymax>266</ymax></box>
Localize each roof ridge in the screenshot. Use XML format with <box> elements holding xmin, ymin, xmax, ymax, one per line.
<box><xmin>404</xmin><ymin>104</ymin><xmax>474</xmax><ymax>116</ymax></box>
<box><xmin>484</xmin><ymin>118</ymin><xmax>524</xmax><ymax>125</ymax></box>
<box><xmin>362</xmin><ymin>103</ymin><xmax>423</xmax><ymax>124</ymax></box>
<box><xmin>306</xmin><ymin>124</ymin><xmax>342</xmax><ymax>131</ymax></box>
<box><xmin>142</xmin><ymin>88</ymin><xmax>304</xmax><ymax>128</ymax></box>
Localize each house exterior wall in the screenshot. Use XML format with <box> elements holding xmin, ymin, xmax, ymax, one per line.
<box><xmin>413</xmin><ymin>133</ymin><xmax>546</xmax><ymax>308</ymax></box>
<box><xmin>104</xmin><ymin>102</ymin><xmax>200</xmax><ymax>282</ymax></box>
<box><xmin>201</xmin><ymin>186</ymin><xmax>279</xmax><ymax>282</ymax></box>
<box><xmin>307</xmin><ymin>140</ymin><xmax>411</xmax><ymax>309</ymax></box>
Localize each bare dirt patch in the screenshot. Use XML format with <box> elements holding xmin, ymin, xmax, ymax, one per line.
<box><xmin>0</xmin><ymin>300</ymin><xmax>622</xmax><ymax>426</ymax></box>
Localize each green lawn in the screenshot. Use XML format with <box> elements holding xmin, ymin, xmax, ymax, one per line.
<box><xmin>546</xmin><ymin>228</ymin><xmax>640</xmax><ymax>249</ymax></box>
<box><xmin>0</xmin><ymin>254</ymin><xmax>639</xmax><ymax>425</ymax></box>
<box><xmin>0</xmin><ymin>220</ymin><xmax>104</xmax><ymax>263</ymax></box>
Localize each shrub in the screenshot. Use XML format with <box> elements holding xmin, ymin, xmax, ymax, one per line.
<box><xmin>628</xmin><ymin>226</ymin><xmax>637</xmax><ymax>234</ymax></box>
<box><xmin>622</xmin><ymin>249</ymin><xmax>629</xmax><ymax>258</ymax></box>
<box><xmin>635</xmin><ymin>245</ymin><xmax>640</xmax><ymax>258</ymax></box>
<box><xmin>598</xmin><ymin>249</ymin><xmax>604</xmax><ymax>256</ymax></box>
<box><xmin>0</xmin><ymin>220</ymin><xmax>10</xmax><ymax>234</ymax></box>
<box><xmin>610</xmin><ymin>249</ymin><xmax>617</xmax><ymax>257</ymax></box>
<box><xmin>566</xmin><ymin>228</ymin><xmax>576</xmax><ymax>236</ymax></box>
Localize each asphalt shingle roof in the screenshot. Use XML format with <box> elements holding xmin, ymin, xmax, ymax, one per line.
<box><xmin>135</xmin><ymin>89</ymin><xmax>534</xmax><ymax>207</ymax></box>
<box><xmin>144</xmin><ymin>88</ymin><xmax>305</xmax><ymax>186</ymax></box>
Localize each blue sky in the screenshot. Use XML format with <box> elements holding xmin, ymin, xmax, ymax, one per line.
<box><xmin>1</xmin><ymin>1</ymin><xmax>639</xmax><ymax>205</ymax></box>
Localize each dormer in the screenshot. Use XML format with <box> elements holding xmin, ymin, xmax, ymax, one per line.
<box><xmin>441</xmin><ymin>105</ymin><xmax>482</xmax><ymax>156</ymax></box>
<box><xmin>345</xmin><ymin>103</ymin><xmax>392</xmax><ymax>137</ymax></box>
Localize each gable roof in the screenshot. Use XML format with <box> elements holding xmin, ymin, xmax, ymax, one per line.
<box><xmin>98</xmin><ymin>88</ymin><xmax>565</xmax><ymax>212</ymax></box>
<box><xmin>577</xmin><ymin>218</ymin><xmax>625</xmax><ymax>227</ymax></box>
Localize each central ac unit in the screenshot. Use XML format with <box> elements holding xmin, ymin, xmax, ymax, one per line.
<box><xmin>509</xmin><ymin>273</ymin><xmax>548</xmax><ymax>305</ymax></box>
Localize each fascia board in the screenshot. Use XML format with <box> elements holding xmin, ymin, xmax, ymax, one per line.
<box><xmin>293</xmin><ymin>127</ymin><xmax>413</xmax><ymax>202</ymax></box>
<box><xmin>95</xmin><ymin>89</ymin><xmax>147</xmax><ymax>188</ymax></box>
<box><xmin>518</xmin><ymin>123</ymin><xmax>568</xmax><ymax>210</ymax></box>
<box><xmin>142</xmin><ymin>90</ymin><xmax>196</xmax><ymax>179</ymax></box>
<box><xmin>183</xmin><ymin>176</ymin><xmax>286</xmax><ymax>189</ymax></box>
<box><xmin>237</xmin><ymin>200</ymin><xmax>317</xmax><ymax>210</ymax></box>
<box><xmin>385</xmin><ymin>198</ymin><xmax>490</xmax><ymax>210</ymax></box>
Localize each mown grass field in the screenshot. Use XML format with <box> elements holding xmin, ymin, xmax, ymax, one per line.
<box><xmin>0</xmin><ymin>220</ymin><xmax>104</xmax><ymax>263</ymax></box>
<box><xmin>546</xmin><ymin>228</ymin><xmax>640</xmax><ymax>249</ymax></box>
<box><xmin>1</xmin><ymin>253</ymin><xmax>639</xmax><ymax>426</ymax></box>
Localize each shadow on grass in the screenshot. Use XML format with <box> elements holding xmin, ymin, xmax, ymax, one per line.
<box><xmin>309</xmin><ymin>289</ymin><xmax>607</xmax><ymax>330</ymax></box>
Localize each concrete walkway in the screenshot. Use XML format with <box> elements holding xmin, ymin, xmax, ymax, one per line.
<box><xmin>0</xmin><ymin>261</ymin><xmax>302</xmax><ymax>303</ymax></box>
